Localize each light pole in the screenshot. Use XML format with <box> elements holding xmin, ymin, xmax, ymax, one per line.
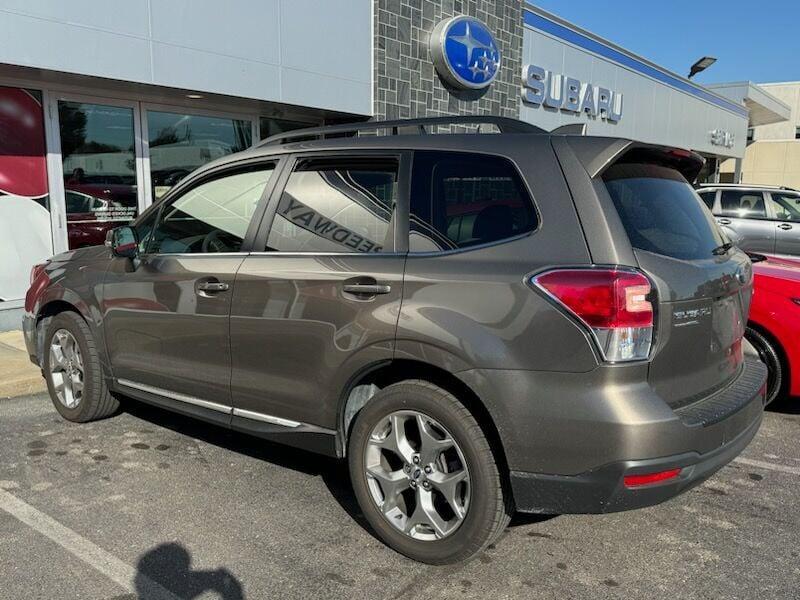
<box><xmin>688</xmin><ymin>56</ymin><xmax>717</xmax><ymax>79</ymax></box>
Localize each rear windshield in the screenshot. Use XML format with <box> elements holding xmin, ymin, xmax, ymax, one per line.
<box><xmin>603</xmin><ymin>163</ymin><xmax>725</xmax><ymax>260</ymax></box>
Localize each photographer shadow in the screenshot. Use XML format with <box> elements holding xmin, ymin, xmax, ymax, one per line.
<box><xmin>135</xmin><ymin>542</ymin><xmax>244</xmax><ymax>600</ymax></box>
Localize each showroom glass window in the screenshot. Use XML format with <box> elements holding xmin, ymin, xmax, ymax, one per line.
<box><xmin>147</xmin><ymin>165</ymin><xmax>274</xmax><ymax>254</ymax></box>
<box><xmin>58</xmin><ymin>101</ymin><xmax>139</xmax><ymax>250</ymax></box>
<box><xmin>266</xmin><ymin>158</ymin><xmax>397</xmax><ymax>253</ymax></box>
<box><xmin>259</xmin><ymin>117</ymin><xmax>317</xmax><ymax>140</ymax></box>
<box><xmin>147</xmin><ymin>111</ymin><xmax>252</xmax><ymax>201</ymax></box>
<box><xmin>408</xmin><ymin>151</ymin><xmax>537</xmax><ymax>252</ymax></box>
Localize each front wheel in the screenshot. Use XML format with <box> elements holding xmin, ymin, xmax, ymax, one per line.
<box><xmin>43</xmin><ymin>311</ymin><xmax>119</xmax><ymax>422</ymax></box>
<box><xmin>348</xmin><ymin>380</ymin><xmax>511</xmax><ymax>564</ymax></box>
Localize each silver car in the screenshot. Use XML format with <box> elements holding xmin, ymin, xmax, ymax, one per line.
<box><xmin>697</xmin><ymin>184</ymin><xmax>800</xmax><ymax>256</ymax></box>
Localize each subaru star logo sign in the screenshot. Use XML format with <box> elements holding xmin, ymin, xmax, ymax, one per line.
<box><xmin>430</xmin><ymin>16</ymin><xmax>501</xmax><ymax>90</ymax></box>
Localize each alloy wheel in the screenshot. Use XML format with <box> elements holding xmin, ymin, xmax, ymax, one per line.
<box><xmin>49</xmin><ymin>329</ymin><xmax>85</xmax><ymax>409</ymax></box>
<box><xmin>364</xmin><ymin>410</ymin><xmax>470</xmax><ymax>541</ymax></box>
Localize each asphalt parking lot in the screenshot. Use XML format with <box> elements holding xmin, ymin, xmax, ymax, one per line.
<box><xmin>1</xmin><ymin>393</ymin><xmax>798</xmax><ymax>600</ymax></box>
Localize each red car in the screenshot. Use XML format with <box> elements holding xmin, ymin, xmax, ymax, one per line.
<box><xmin>746</xmin><ymin>253</ymin><xmax>800</xmax><ymax>404</ymax></box>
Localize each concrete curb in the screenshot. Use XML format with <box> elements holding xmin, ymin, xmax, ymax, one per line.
<box><xmin>0</xmin><ymin>331</ymin><xmax>46</xmax><ymax>399</ymax></box>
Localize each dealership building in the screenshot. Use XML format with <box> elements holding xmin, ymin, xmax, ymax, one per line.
<box><xmin>715</xmin><ymin>81</ymin><xmax>800</xmax><ymax>187</ymax></box>
<box><xmin>0</xmin><ymin>0</ymin><xmax>790</xmax><ymax>328</ymax></box>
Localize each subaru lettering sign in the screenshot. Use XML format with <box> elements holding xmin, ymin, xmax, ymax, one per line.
<box><xmin>521</xmin><ymin>64</ymin><xmax>624</xmax><ymax>122</ymax></box>
<box><xmin>430</xmin><ymin>16</ymin><xmax>501</xmax><ymax>90</ymax></box>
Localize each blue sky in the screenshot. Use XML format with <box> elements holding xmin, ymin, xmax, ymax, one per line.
<box><xmin>527</xmin><ymin>1</ymin><xmax>799</xmax><ymax>85</ymax></box>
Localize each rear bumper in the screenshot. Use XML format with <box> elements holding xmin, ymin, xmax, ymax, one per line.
<box><xmin>456</xmin><ymin>356</ymin><xmax>767</xmax><ymax>514</ymax></box>
<box><xmin>510</xmin><ymin>410</ymin><xmax>761</xmax><ymax>514</ymax></box>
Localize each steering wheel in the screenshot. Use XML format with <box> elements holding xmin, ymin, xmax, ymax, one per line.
<box><xmin>201</xmin><ymin>230</ymin><xmax>227</xmax><ymax>253</ymax></box>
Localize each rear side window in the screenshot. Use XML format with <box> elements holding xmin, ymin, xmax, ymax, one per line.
<box><xmin>604</xmin><ymin>163</ymin><xmax>724</xmax><ymax>261</ymax></box>
<box><xmin>267</xmin><ymin>157</ymin><xmax>397</xmax><ymax>253</ymax></box>
<box><xmin>719</xmin><ymin>190</ymin><xmax>767</xmax><ymax>218</ymax></box>
<box><xmin>409</xmin><ymin>151</ymin><xmax>536</xmax><ymax>252</ymax></box>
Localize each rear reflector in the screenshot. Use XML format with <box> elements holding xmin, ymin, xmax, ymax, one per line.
<box><xmin>532</xmin><ymin>268</ymin><xmax>654</xmax><ymax>362</ymax></box>
<box><xmin>624</xmin><ymin>468</ymin><xmax>682</xmax><ymax>488</ymax></box>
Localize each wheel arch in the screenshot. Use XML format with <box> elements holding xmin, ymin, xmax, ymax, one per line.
<box><xmin>336</xmin><ymin>359</ymin><xmax>510</xmax><ymax>476</ymax></box>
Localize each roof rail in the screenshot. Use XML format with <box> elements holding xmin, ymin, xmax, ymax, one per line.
<box><xmin>257</xmin><ymin>116</ymin><xmax>545</xmax><ymax>147</ymax></box>
<box><xmin>698</xmin><ymin>183</ymin><xmax>800</xmax><ymax>192</ymax></box>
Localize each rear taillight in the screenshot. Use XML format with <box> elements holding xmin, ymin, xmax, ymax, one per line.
<box><xmin>532</xmin><ymin>268</ymin><xmax>654</xmax><ymax>362</ymax></box>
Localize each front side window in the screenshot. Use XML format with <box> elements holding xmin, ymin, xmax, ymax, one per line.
<box><xmin>409</xmin><ymin>151</ymin><xmax>537</xmax><ymax>252</ymax></box>
<box><xmin>148</xmin><ymin>165</ymin><xmax>274</xmax><ymax>254</ymax></box>
<box><xmin>719</xmin><ymin>190</ymin><xmax>767</xmax><ymax>218</ymax></box>
<box><xmin>769</xmin><ymin>193</ymin><xmax>800</xmax><ymax>221</ymax></box>
<box><xmin>266</xmin><ymin>157</ymin><xmax>397</xmax><ymax>253</ymax></box>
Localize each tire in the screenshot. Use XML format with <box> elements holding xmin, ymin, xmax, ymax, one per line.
<box><xmin>43</xmin><ymin>311</ymin><xmax>119</xmax><ymax>422</ymax></box>
<box><xmin>745</xmin><ymin>326</ymin><xmax>785</xmax><ymax>405</ymax></box>
<box><xmin>348</xmin><ymin>380</ymin><xmax>511</xmax><ymax>564</ymax></box>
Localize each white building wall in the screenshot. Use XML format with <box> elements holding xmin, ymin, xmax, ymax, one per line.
<box><xmin>519</xmin><ymin>17</ymin><xmax>749</xmax><ymax>159</ymax></box>
<box><xmin>0</xmin><ymin>0</ymin><xmax>373</xmax><ymax>115</ymax></box>
<box><xmin>750</xmin><ymin>83</ymin><xmax>800</xmax><ymax>140</ymax></box>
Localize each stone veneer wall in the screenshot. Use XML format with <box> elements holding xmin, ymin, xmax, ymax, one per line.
<box><xmin>373</xmin><ymin>0</ymin><xmax>523</xmax><ymax>120</ymax></box>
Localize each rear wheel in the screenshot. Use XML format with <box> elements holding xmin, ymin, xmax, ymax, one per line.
<box><xmin>745</xmin><ymin>326</ymin><xmax>785</xmax><ymax>405</ymax></box>
<box><xmin>43</xmin><ymin>311</ymin><xmax>119</xmax><ymax>422</ymax></box>
<box><xmin>348</xmin><ymin>380</ymin><xmax>511</xmax><ymax>564</ymax></box>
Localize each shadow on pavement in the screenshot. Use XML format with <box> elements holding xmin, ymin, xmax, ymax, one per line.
<box><xmin>135</xmin><ymin>542</ymin><xmax>244</xmax><ymax>599</ymax></box>
<box><xmin>120</xmin><ymin>400</ymin><xmax>374</xmax><ymax>535</ymax></box>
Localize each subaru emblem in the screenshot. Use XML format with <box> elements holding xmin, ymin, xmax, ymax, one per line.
<box><xmin>430</xmin><ymin>16</ymin><xmax>501</xmax><ymax>90</ymax></box>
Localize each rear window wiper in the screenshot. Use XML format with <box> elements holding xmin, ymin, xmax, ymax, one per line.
<box><xmin>711</xmin><ymin>242</ymin><xmax>734</xmax><ymax>256</ymax></box>
<box><xmin>746</xmin><ymin>252</ymin><xmax>767</xmax><ymax>263</ymax></box>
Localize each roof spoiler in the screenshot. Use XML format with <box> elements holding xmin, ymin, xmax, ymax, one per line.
<box><xmin>550</xmin><ymin>123</ymin><xmax>587</xmax><ymax>135</ymax></box>
<box><xmin>563</xmin><ymin>137</ymin><xmax>706</xmax><ymax>183</ymax></box>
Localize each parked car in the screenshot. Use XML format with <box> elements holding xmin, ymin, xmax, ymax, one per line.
<box><xmin>697</xmin><ymin>183</ymin><xmax>800</xmax><ymax>256</ymax></box>
<box><xmin>24</xmin><ymin>117</ymin><xmax>766</xmax><ymax>564</ymax></box>
<box><xmin>745</xmin><ymin>252</ymin><xmax>800</xmax><ymax>404</ymax></box>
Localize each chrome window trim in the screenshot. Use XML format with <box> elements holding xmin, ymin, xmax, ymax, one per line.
<box><xmin>246</xmin><ymin>251</ymin><xmax>406</xmax><ymax>257</ymax></box>
<box><xmin>137</xmin><ymin>252</ymin><xmax>250</xmax><ymax>258</ymax></box>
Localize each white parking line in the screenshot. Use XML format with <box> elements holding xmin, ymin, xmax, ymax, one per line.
<box><xmin>734</xmin><ymin>457</ymin><xmax>800</xmax><ymax>476</ymax></box>
<box><xmin>0</xmin><ymin>487</ymin><xmax>181</xmax><ymax>600</ymax></box>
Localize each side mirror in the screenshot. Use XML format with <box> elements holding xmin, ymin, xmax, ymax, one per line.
<box><xmin>106</xmin><ymin>226</ymin><xmax>138</xmax><ymax>259</ymax></box>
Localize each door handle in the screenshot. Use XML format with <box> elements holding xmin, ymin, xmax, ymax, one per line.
<box><xmin>342</xmin><ymin>283</ymin><xmax>392</xmax><ymax>295</ymax></box>
<box><xmin>778</xmin><ymin>223</ymin><xmax>793</xmax><ymax>230</ymax></box>
<box><xmin>717</xmin><ymin>218</ymin><xmax>732</xmax><ymax>225</ymax></box>
<box><xmin>196</xmin><ymin>280</ymin><xmax>230</xmax><ymax>293</ymax></box>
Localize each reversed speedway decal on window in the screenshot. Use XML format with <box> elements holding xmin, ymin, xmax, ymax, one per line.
<box><xmin>277</xmin><ymin>194</ymin><xmax>384</xmax><ymax>253</ymax></box>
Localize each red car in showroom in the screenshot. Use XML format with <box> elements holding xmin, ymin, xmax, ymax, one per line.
<box><xmin>746</xmin><ymin>253</ymin><xmax>800</xmax><ymax>404</ymax></box>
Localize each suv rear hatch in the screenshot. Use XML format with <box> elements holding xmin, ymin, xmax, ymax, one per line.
<box><xmin>599</xmin><ymin>148</ymin><xmax>752</xmax><ymax>408</ymax></box>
